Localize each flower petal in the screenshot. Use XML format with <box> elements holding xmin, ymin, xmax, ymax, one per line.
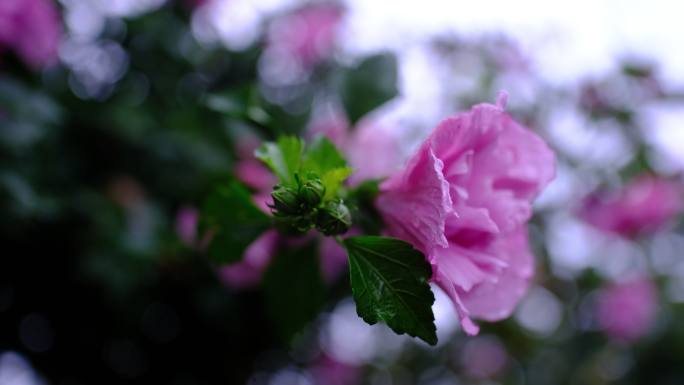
<box><xmin>377</xmin><ymin>145</ymin><xmax>452</xmax><ymax>253</ymax></box>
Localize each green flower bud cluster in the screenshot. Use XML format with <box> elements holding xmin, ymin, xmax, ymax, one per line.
<box><xmin>315</xmin><ymin>199</ymin><xmax>352</xmax><ymax>236</ymax></box>
<box><xmin>269</xmin><ymin>176</ymin><xmax>351</xmax><ymax>236</ymax></box>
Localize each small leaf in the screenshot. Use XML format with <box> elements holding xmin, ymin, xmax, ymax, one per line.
<box><xmin>344</xmin><ymin>236</ymin><xmax>437</xmax><ymax>345</ymax></box>
<box><xmin>258</xmin><ymin>135</ymin><xmax>352</xmax><ymax>198</ymax></box>
<box><xmin>301</xmin><ymin>137</ymin><xmax>351</xmax><ymax>199</ymax></box>
<box><xmin>302</xmin><ymin>136</ymin><xmax>348</xmax><ymax>174</ymax></box>
<box><xmin>255</xmin><ymin>136</ymin><xmax>303</xmax><ymax>185</ymax></box>
<box><xmin>202</xmin><ymin>180</ymin><xmax>271</xmax><ymax>264</ymax></box>
<box><xmin>263</xmin><ymin>241</ymin><xmax>326</xmax><ymax>342</ymax></box>
<box><xmin>340</xmin><ymin>53</ymin><xmax>399</xmax><ymax>125</ymax></box>
<box><xmin>321</xmin><ymin>167</ymin><xmax>354</xmax><ymax>200</ymax></box>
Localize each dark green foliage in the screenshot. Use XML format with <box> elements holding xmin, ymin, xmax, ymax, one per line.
<box><xmin>340</xmin><ymin>53</ymin><xmax>399</xmax><ymax>124</ymax></box>
<box><xmin>202</xmin><ymin>181</ymin><xmax>271</xmax><ymax>264</ymax></box>
<box><xmin>344</xmin><ymin>236</ymin><xmax>437</xmax><ymax>345</ymax></box>
<box><xmin>255</xmin><ymin>136</ymin><xmax>304</xmax><ymax>186</ymax></box>
<box><xmin>347</xmin><ymin>179</ymin><xmax>384</xmax><ymax>235</ymax></box>
<box><xmin>262</xmin><ymin>242</ymin><xmax>326</xmax><ymax>341</ymax></box>
<box><xmin>315</xmin><ymin>199</ymin><xmax>352</xmax><ymax>236</ymax></box>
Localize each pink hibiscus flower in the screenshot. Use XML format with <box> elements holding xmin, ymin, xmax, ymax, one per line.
<box><xmin>460</xmin><ymin>336</ymin><xmax>509</xmax><ymax>379</ymax></box>
<box><xmin>595</xmin><ymin>278</ymin><xmax>658</xmax><ymax>342</ymax></box>
<box><xmin>266</xmin><ymin>4</ymin><xmax>343</xmax><ymax>69</ymax></box>
<box><xmin>175</xmin><ymin>206</ymin><xmax>200</xmax><ymax>247</ymax></box>
<box><xmin>310</xmin><ymin>354</ymin><xmax>360</xmax><ymax>385</ymax></box>
<box><xmin>0</xmin><ymin>0</ymin><xmax>62</xmax><ymax>68</ymax></box>
<box><xmin>307</xmin><ymin>111</ymin><xmax>403</xmax><ymax>185</ymax></box>
<box><xmin>579</xmin><ymin>175</ymin><xmax>682</xmax><ymax>238</ymax></box>
<box><xmin>376</xmin><ymin>92</ymin><xmax>555</xmax><ymax>334</ymax></box>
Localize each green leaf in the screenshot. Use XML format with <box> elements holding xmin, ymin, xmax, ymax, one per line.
<box><xmin>202</xmin><ymin>180</ymin><xmax>271</xmax><ymax>264</ymax></box>
<box><xmin>255</xmin><ymin>136</ymin><xmax>303</xmax><ymax>185</ymax></box>
<box><xmin>301</xmin><ymin>136</ymin><xmax>348</xmax><ymax>174</ymax></box>
<box><xmin>340</xmin><ymin>53</ymin><xmax>399</xmax><ymax>125</ymax></box>
<box><xmin>301</xmin><ymin>137</ymin><xmax>352</xmax><ymax>199</ymax></box>
<box><xmin>257</xmin><ymin>136</ymin><xmax>352</xmax><ymax>198</ymax></box>
<box><xmin>348</xmin><ymin>180</ymin><xmax>384</xmax><ymax>235</ymax></box>
<box><xmin>321</xmin><ymin>167</ymin><xmax>354</xmax><ymax>200</ymax></box>
<box><xmin>263</xmin><ymin>241</ymin><xmax>326</xmax><ymax>342</ymax></box>
<box><xmin>344</xmin><ymin>236</ymin><xmax>437</xmax><ymax>345</ymax></box>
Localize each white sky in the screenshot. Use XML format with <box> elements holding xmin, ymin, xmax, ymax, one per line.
<box><xmin>66</xmin><ymin>0</ymin><xmax>684</xmax><ymax>83</ymax></box>
<box><xmin>63</xmin><ymin>0</ymin><xmax>684</xmax><ymax>164</ymax></box>
<box><xmin>341</xmin><ymin>0</ymin><xmax>684</xmax><ymax>167</ymax></box>
<box><xmin>344</xmin><ymin>0</ymin><xmax>684</xmax><ymax>84</ymax></box>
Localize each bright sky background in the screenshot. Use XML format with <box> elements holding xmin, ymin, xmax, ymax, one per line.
<box><xmin>344</xmin><ymin>0</ymin><xmax>684</xmax><ymax>84</ymax></box>
<box><xmin>341</xmin><ymin>0</ymin><xmax>684</xmax><ymax>171</ymax></box>
<box><xmin>66</xmin><ymin>0</ymin><xmax>684</xmax><ymax>83</ymax></box>
<box><xmin>63</xmin><ymin>0</ymin><xmax>684</xmax><ymax>167</ymax></box>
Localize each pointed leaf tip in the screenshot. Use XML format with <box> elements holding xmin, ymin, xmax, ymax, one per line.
<box><xmin>344</xmin><ymin>236</ymin><xmax>438</xmax><ymax>345</ymax></box>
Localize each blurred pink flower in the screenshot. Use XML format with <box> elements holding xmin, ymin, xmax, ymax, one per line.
<box><xmin>308</xmin><ymin>111</ymin><xmax>349</xmax><ymax>149</ymax></box>
<box><xmin>308</xmin><ymin>112</ymin><xmax>402</xmax><ymax>185</ymax></box>
<box><xmin>175</xmin><ymin>206</ymin><xmax>199</xmax><ymax>246</ymax></box>
<box><xmin>221</xmin><ymin>135</ymin><xmax>277</xmax><ymax>288</ymax></box>
<box><xmin>319</xmin><ymin>235</ymin><xmax>351</xmax><ymax>283</ymax></box>
<box><xmin>219</xmin><ymin>230</ymin><xmax>350</xmax><ymax>289</ymax></box>
<box><xmin>579</xmin><ymin>176</ymin><xmax>682</xmax><ymax>238</ymax></box>
<box><xmin>310</xmin><ymin>354</ymin><xmax>360</xmax><ymax>385</ymax></box>
<box><xmin>235</xmin><ymin>159</ymin><xmax>277</xmax><ymax>191</ymax></box>
<box><xmin>234</xmin><ymin>134</ymin><xmax>278</xmax><ymax>192</ymax></box>
<box><xmin>345</xmin><ymin>122</ymin><xmax>402</xmax><ymax>185</ymax></box>
<box><xmin>376</xmin><ymin>93</ymin><xmax>555</xmax><ymax>334</ymax></box>
<box><xmin>460</xmin><ymin>336</ymin><xmax>509</xmax><ymax>379</ymax></box>
<box><xmin>0</xmin><ymin>0</ymin><xmax>62</xmax><ymax>68</ymax></box>
<box><xmin>596</xmin><ymin>278</ymin><xmax>658</xmax><ymax>342</ymax></box>
<box><xmin>220</xmin><ymin>230</ymin><xmax>280</xmax><ymax>289</ymax></box>
<box><xmin>267</xmin><ymin>4</ymin><xmax>343</xmax><ymax>69</ymax></box>
<box><xmin>492</xmin><ymin>40</ymin><xmax>530</xmax><ymax>73</ymax></box>
<box><xmin>251</xmin><ymin>191</ymin><xmax>273</xmax><ymax>214</ymax></box>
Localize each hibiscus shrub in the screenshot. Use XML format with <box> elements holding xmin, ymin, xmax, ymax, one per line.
<box><xmin>204</xmin><ymin>93</ymin><xmax>556</xmax><ymax>345</ymax></box>
<box><xmin>4</xmin><ymin>1</ymin><xmax>684</xmax><ymax>384</ymax></box>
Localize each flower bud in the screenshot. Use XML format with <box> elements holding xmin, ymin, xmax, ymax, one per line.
<box><xmin>270</xmin><ymin>185</ymin><xmax>302</xmax><ymax>215</ymax></box>
<box><xmin>273</xmin><ymin>213</ymin><xmax>314</xmax><ymax>235</ymax></box>
<box><xmin>315</xmin><ymin>199</ymin><xmax>352</xmax><ymax>235</ymax></box>
<box><xmin>300</xmin><ymin>178</ymin><xmax>326</xmax><ymax>208</ymax></box>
